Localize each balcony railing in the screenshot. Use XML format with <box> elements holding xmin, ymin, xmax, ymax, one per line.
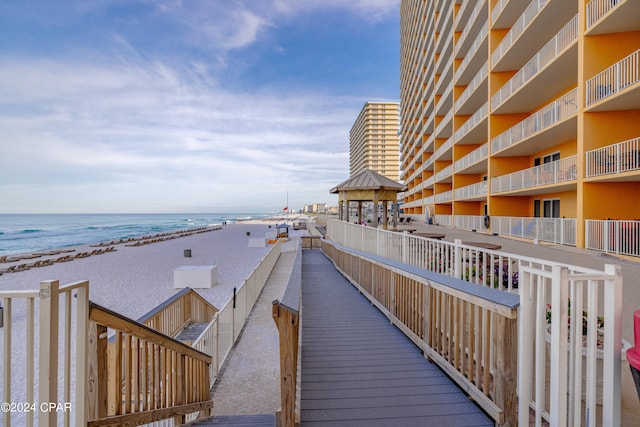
<box><xmin>491</xmin><ymin>88</ymin><xmax>578</xmax><ymax>154</ymax></box>
<box><xmin>434</xmin><ymin>214</ymin><xmax>452</xmax><ymax>226</ymax></box>
<box><xmin>491</xmin><ymin>0</ymin><xmax>549</xmax><ymax>66</ymax></box>
<box><xmin>491</xmin><ymin>0</ymin><xmax>509</xmax><ymax>26</ymax></box>
<box><xmin>454</xmin><ymin>143</ymin><xmax>488</xmax><ymax>172</ymax></box>
<box><xmin>586</xmin><ymin>219</ymin><xmax>640</xmax><ymax>257</ymax></box>
<box><xmin>454</xmin><ymin>101</ymin><xmax>488</xmax><ymax>142</ymax></box>
<box><xmin>434</xmin><ymin>189</ymin><xmax>453</xmax><ymax>203</ymax></box>
<box><xmin>455</xmin><ymin>0</ymin><xmax>486</xmax><ymax>56</ymax></box>
<box><xmin>454</xmin><ymin>22</ymin><xmax>488</xmax><ymax>82</ymax></box>
<box><xmin>491</xmin><ymin>155</ymin><xmax>577</xmax><ymax>193</ymax></box>
<box><xmin>433</xmin><ymin>135</ymin><xmax>453</xmax><ymax>160</ymax></box>
<box><xmin>454</xmin><ymin>180</ymin><xmax>487</xmax><ymax>199</ymax></box>
<box><xmin>492</xmin><ymin>14</ymin><xmax>579</xmax><ymax>110</ymax></box>
<box><xmin>434</xmin><ymin>164</ymin><xmax>453</xmax><ymax>182</ymax></box>
<box><xmin>453</xmin><ymin>214</ymin><xmax>487</xmax><ymax>231</ymax></box>
<box><xmin>585</xmin><ymin>49</ymin><xmax>640</xmax><ymax>106</ymax></box>
<box><xmin>586</xmin><ymin>137</ymin><xmax>640</xmax><ymax>177</ymax></box>
<box><xmin>492</xmin><ymin>216</ymin><xmax>577</xmax><ymax>246</ymax></box>
<box><xmin>454</xmin><ymin>60</ymin><xmax>489</xmax><ymax>113</ymax></box>
<box><xmin>586</xmin><ymin>0</ymin><xmax>622</xmax><ymax>29</ymax></box>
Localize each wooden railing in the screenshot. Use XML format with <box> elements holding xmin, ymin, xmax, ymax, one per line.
<box><xmin>272</xmin><ymin>242</ymin><xmax>302</xmax><ymax>427</ymax></box>
<box><xmin>86</xmin><ymin>302</ymin><xmax>213</xmax><ymax>426</ymax></box>
<box><xmin>138</xmin><ymin>288</ymin><xmax>218</xmax><ymax>339</ymax></box>
<box><xmin>320</xmin><ymin>240</ymin><xmax>519</xmax><ymax>426</ymax></box>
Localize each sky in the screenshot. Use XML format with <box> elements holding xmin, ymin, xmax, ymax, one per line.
<box><xmin>0</xmin><ymin>0</ymin><xmax>401</xmax><ymax>214</ymax></box>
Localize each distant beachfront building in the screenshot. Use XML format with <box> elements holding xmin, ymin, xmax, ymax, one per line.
<box><xmin>399</xmin><ymin>0</ymin><xmax>640</xmax><ymax>255</ymax></box>
<box><xmin>349</xmin><ymin>102</ymin><xmax>401</xmax><ymax>182</ymax></box>
<box><xmin>303</xmin><ymin>203</ymin><xmax>327</xmax><ymax>214</ymax></box>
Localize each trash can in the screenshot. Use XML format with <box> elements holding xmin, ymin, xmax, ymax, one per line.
<box><xmin>184</xmin><ymin>249</ymin><xmax>192</xmax><ymax>257</ymax></box>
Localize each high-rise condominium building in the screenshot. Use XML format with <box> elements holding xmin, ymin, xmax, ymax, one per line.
<box><xmin>399</xmin><ymin>0</ymin><xmax>640</xmax><ymax>253</ymax></box>
<box><xmin>349</xmin><ymin>102</ymin><xmax>401</xmax><ymax>181</ymax></box>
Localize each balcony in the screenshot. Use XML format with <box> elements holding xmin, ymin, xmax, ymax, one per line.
<box><xmin>455</xmin><ymin>1</ymin><xmax>487</xmax><ymax>59</ymax></box>
<box><xmin>434</xmin><ymin>189</ymin><xmax>453</xmax><ymax>203</ymax></box>
<box><xmin>435</xmin><ymin>109</ymin><xmax>453</xmax><ymax>139</ymax></box>
<box><xmin>491</xmin><ymin>88</ymin><xmax>578</xmax><ymax>156</ymax></box>
<box><xmin>454</xmin><ymin>101</ymin><xmax>488</xmax><ymax>145</ymax></box>
<box><xmin>454</xmin><ymin>143</ymin><xmax>489</xmax><ymax>173</ymax></box>
<box><xmin>491</xmin><ymin>155</ymin><xmax>577</xmax><ymax>194</ymax></box>
<box><xmin>586</xmin><ymin>0</ymin><xmax>640</xmax><ymax>34</ymax></box>
<box><xmin>434</xmin><ymin>164</ymin><xmax>453</xmax><ymax>183</ymax></box>
<box><xmin>454</xmin><ymin>180</ymin><xmax>488</xmax><ymax>201</ymax></box>
<box><xmin>491</xmin><ymin>15</ymin><xmax>578</xmax><ymax>114</ymax></box>
<box><xmin>433</xmin><ymin>136</ymin><xmax>454</xmax><ymax>162</ymax></box>
<box><xmin>454</xmin><ymin>22</ymin><xmax>488</xmax><ymax>85</ymax></box>
<box><xmin>586</xmin><ymin>137</ymin><xmax>640</xmax><ymax>179</ymax></box>
<box><xmin>491</xmin><ymin>0</ymin><xmax>529</xmax><ymax>29</ymax></box>
<box><xmin>454</xmin><ymin>60</ymin><xmax>489</xmax><ymax>115</ymax></box>
<box><xmin>585</xmin><ymin>49</ymin><xmax>640</xmax><ymax>110</ymax></box>
<box><xmin>586</xmin><ymin>219</ymin><xmax>640</xmax><ymax>257</ymax></box>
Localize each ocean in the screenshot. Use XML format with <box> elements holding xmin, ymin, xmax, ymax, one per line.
<box><xmin>0</xmin><ymin>213</ymin><xmax>270</xmax><ymax>257</ymax></box>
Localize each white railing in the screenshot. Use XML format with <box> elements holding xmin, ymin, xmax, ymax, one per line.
<box><xmin>492</xmin><ymin>14</ymin><xmax>579</xmax><ymax>110</ymax></box>
<box><xmin>455</xmin><ymin>0</ymin><xmax>485</xmax><ymax>56</ymax></box>
<box><xmin>434</xmin><ymin>164</ymin><xmax>453</xmax><ymax>182</ymax></box>
<box><xmin>455</xmin><ymin>61</ymin><xmax>488</xmax><ymax>113</ymax></box>
<box><xmin>454</xmin><ymin>180</ymin><xmax>487</xmax><ymax>199</ymax></box>
<box><xmin>327</xmin><ymin>219</ymin><xmax>623</xmax><ymax>426</ymax></box>
<box><xmin>454</xmin><ymin>101</ymin><xmax>488</xmax><ymax>142</ymax></box>
<box><xmin>519</xmin><ymin>264</ymin><xmax>624</xmax><ymax>426</ymax></box>
<box><xmin>436</xmin><ymin>109</ymin><xmax>453</xmax><ymax>137</ymax></box>
<box><xmin>433</xmin><ymin>136</ymin><xmax>453</xmax><ymax>160</ymax></box>
<box><xmin>586</xmin><ymin>49</ymin><xmax>640</xmax><ymax>106</ymax></box>
<box><xmin>454</xmin><ymin>143</ymin><xmax>488</xmax><ymax>172</ymax></box>
<box><xmin>586</xmin><ymin>0</ymin><xmax>622</xmax><ymax>30</ymax></box>
<box><xmin>491</xmin><ymin>0</ymin><xmax>509</xmax><ymax>26</ymax></box>
<box><xmin>434</xmin><ymin>214</ymin><xmax>452</xmax><ymax>226</ymax></box>
<box><xmin>491</xmin><ymin>0</ymin><xmax>549</xmax><ymax>66</ymax></box>
<box><xmin>453</xmin><ymin>214</ymin><xmax>486</xmax><ymax>231</ymax></box>
<box><xmin>491</xmin><ymin>155</ymin><xmax>577</xmax><ymax>193</ymax></box>
<box><xmin>492</xmin><ymin>216</ymin><xmax>577</xmax><ymax>246</ymax></box>
<box><xmin>491</xmin><ymin>88</ymin><xmax>578</xmax><ymax>154</ymax></box>
<box><xmin>434</xmin><ymin>189</ymin><xmax>453</xmax><ymax>203</ymax></box>
<box><xmin>586</xmin><ymin>137</ymin><xmax>640</xmax><ymax>177</ymax></box>
<box><xmin>1</xmin><ymin>280</ymin><xmax>89</xmax><ymax>427</ymax></box>
<box><xmin>454</xmin><ymin>22</ymin><xmax>488</xmax><ymax>82</ymax></box>
<box><xmin>586</xmin><ymin>219</ymin><xmax>640</xmax><ymax>257</ymax></box>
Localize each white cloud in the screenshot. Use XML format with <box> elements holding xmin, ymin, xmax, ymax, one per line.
<box><xmin>0</xmin><ymin>55</ymin><xmax>354</xmax><ymax>212</ymax></box>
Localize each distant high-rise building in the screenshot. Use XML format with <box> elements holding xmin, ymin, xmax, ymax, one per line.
<box><xmin>349</xmin><ymin>102</ymin><xmax>401</xmax><ymax>181</ymax></box>
<box><xmin>399</xmin><ymin>0</ymin><xmax>640</xmax><ymax>252</ymax></box>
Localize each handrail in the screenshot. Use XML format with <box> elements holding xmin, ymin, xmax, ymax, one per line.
<box><xmin>137</xmin><ymin>287</ymin><xmax>218</xmax><ymax>338</ymax></box>
<box><xmin>86</xmin><ymin>301</ymin><xmax>212</xmax><ymax>426</ymax></box>
<box><xmin>272</xmin><ymin>242</ymin><xmax>303</xmax><ymax>427</ymax></box>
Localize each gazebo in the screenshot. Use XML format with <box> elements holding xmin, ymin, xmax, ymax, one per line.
<box><xmin>329</xmin><ymin>169</ymin><xmax>406</xmax><ymax>229</ymax></box>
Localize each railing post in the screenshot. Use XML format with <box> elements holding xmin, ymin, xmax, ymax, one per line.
<box><xmin>549</xmin><ymin>266</ymin><xmax>569</xmax><ymax>425</ymax></box>
<box><xmin>454</xmin><ymin>239</ymin><xmax>462</xmax><ymax>280</ymax></box>
<box><xmin>272</xmin><ymin>302</ymin><xmax>300</xmax><ymax>427</ymax></box>
<box><xmin>602</xmin><ymin>264</ymin><xmax>622</xmax><ymax>427</ymax></box>
<box><xmin>87</xmin><ymin>321</ymin><xmax>108</xmax><ymax>421</ymax></box>
<box><xmin>39</xmin><ymin>280</ymin><xmax>59</xmax><ymax>427</ymax></box>
<box><xmin>494</xmin><ymin>310</ymin><xmax>518</xmax><ymax>427</ymax></box>
<box><xmin>76</xmin><ymin>285</ymin><xmax>90</xmax><ymax>426</ymax></box>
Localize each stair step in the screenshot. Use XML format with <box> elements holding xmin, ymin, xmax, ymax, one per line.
<box><xmin>175</xmin><ymin>322</ymin><xmax>209</xmax><ymax>342</ymax></box>
<box><xmin>188</xmin><ymin>414</ymin><xmax>276</xmax><ymax>426</ymax></box>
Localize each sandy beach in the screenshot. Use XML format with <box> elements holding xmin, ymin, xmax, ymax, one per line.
<box><xmin>0</xmin><ymin>219</ymin><xmax>308</xmax><ymax>423</ymax></box>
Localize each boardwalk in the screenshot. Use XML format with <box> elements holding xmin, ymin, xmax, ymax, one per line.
<box><xmin>300</xmin><ymin>249</ymin><xmax>493</xmax><ymax>426</ymax></box>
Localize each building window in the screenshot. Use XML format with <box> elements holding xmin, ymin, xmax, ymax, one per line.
<box><xmin>543</xmin><ymin>199</ymin><xmax>560</xmax><ymax>218</ymax></box>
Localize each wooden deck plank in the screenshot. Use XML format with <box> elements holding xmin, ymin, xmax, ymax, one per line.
<box><xmin>301</xmin><ymin>249</ymin><xmax>493</xmax><ymax>426</ymax></box>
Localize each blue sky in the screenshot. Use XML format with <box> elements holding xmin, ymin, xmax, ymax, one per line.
<box><xmin>0</xmin><ymin>0</ymin><xmax>400</xmax><ymax>214</ymax></box>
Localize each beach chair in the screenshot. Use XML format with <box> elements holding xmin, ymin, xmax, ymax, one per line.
<box><xmin>398</xmin><ymin>217</ymin><xmax>405</xmax><ymax>224</ymax></box>
<box><xmin>405</xmin><ymin>217</ymin><xmax>412</xmax><ymax>225</ymax></box>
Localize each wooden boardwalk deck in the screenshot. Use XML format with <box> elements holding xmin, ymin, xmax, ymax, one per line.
<box><xmin>300</xmin><ymin>249</ymin><xmax>493</xmax><ymax>426</ymax></box>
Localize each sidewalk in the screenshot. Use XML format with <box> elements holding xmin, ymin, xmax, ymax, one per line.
<box><xmin>210</xmin><ymin>240</ymin><xmax>298</xmax><ymax>416</ymax></box>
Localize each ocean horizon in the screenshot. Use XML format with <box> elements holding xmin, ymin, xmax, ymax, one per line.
<box><xmin>0</xmin><ymin>212</ymin><xmax>273</xmax><ymax>256</ymax></box>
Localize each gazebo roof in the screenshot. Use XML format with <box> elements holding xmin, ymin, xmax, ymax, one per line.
<box><xmin>329</xmin><ymin>169</ymin><xmax>406</xmax><ymax>194</ymax></box>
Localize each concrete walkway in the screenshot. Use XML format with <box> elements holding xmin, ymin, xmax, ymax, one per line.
<box><xmin>209</xmin><ymin>240</ymin><xmax>298</xmax><ymax>417</ymax></box>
